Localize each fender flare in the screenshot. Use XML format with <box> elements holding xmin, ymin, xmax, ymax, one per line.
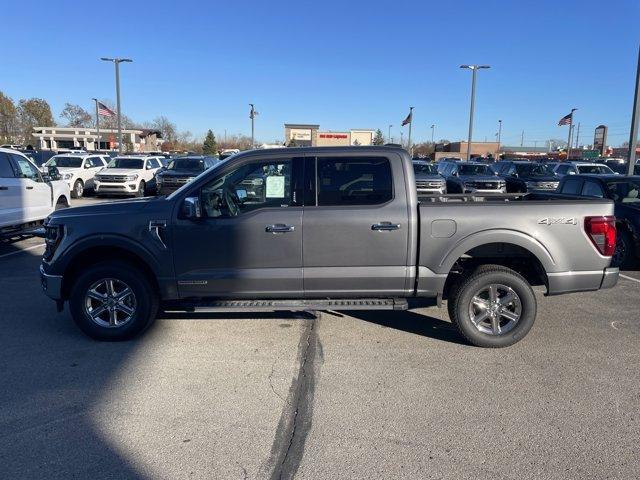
<box><xmin>438</xmin><ymin>229</ymin><xmax>556</xmax><ymax>274</ymax></box>
<box><xmin>56</xmin><ymin>233</ymin><xmax>161</xmax><ymax>276</ymax></box>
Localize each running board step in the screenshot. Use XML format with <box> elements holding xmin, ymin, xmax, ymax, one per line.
<box><xmin>165</xmin><ymin>298</ymin><xmax>408</xmax><ymax>313</ymax></box>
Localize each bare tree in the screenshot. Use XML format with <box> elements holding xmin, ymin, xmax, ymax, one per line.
<box><xmin>148</xmin><ymin>116</ymin><xmax>177</xmax><ymax>143</ymax></box>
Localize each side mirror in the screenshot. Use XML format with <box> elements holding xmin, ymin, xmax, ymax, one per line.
<box><xmin>84</xmin><ymin>163</ymin><xmax>92</xmax><ymax>169</ymax></box>
<box><xmin>181</xmin><ymin>196</ymin><xmax>201</xmax><ymax>220</ymax></box>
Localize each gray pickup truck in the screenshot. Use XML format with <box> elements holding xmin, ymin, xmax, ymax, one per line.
<box><xmin>40</xmin><ymin>146</ymin><xmax>619</xmax><ymax>347</ymax></box>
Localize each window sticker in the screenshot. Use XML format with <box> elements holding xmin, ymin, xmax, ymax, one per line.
<box><xmin>265</xmin><ymin>175</ymin><xmax>285</xmax><ymax>198</ymax></box>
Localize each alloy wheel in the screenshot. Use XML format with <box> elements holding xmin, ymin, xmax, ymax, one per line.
<box><xmin>84</xmin><ymin>278</ymin><xmax>137</xmax><ymax>328</ymax></box>
<box><xmin>468</xmin><ymin>283</ymin><xmax>522</xmax><ymax>335</ymax></box>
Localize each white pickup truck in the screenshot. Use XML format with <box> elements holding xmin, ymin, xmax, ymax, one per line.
<box><xmin>42</xmin><ymin>153</ymin><xmax>109</xmax><ymax>198</ymax></box>
<box><xmin>0</xmin><ymin>148</ymin><xmax>71</xmax><ymax>238</ymax></box>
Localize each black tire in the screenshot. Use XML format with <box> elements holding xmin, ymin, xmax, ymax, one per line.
<box><xmin>136</xmin><ymin>180</ymin><xmax>146</xmax><ymax>197</ymax></box>
<box><xmin>611</xmin><ymin>228</ymin><xmax>635</xmax><ymax>269</ymax></box>
<box><xmin>448</xmin><ymin>264</ymin><xmax>537</xmax><ymax>348</ymax></box>
<box><xmin>71</xmin><ymin>179</ymin><xmax>84</xmax><ymax>199</ymax></box>
<box><xmin>69</xmin><ymin>261</ymin><xmax>158</xmax><ymax>341</ymax></box>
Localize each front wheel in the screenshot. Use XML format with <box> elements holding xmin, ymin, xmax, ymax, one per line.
<box><xmin>71</xmin><ymin>180</ymin><xmax>84</xmax><ymax>198</ymax></box>
<box><xmin>69</xmin><ymin>261</ymin><xmax>158</xmax><ymax>340</ymax></box>
<box><xmin>448</xmin><ymin>265</ymin><xmax>537</xmax><ymax>348</ymax></box>
<box><xmin>136</xmin><ymin>180</ymin><xmax>146</xmax><ymax>197</ymax></box>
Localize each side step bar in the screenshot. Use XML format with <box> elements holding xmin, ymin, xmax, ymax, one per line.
<box><xmin>164</xmin><ymin>298</ymin><xmax>409</xmax><ymax>313</ymax></box>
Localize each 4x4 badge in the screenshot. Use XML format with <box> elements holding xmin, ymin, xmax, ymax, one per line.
<box><xmin>538</xmin><ymin>217</ymin><xmax>578</xmax><ymax>225</ymax></box>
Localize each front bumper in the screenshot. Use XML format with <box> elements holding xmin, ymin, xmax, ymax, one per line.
<box><xmin>463</xmin><ymin>187</ymin><xmax>507</xmax><ymax>194</ymax></box>
<box><xmin>94</xmin><ymin>181</ymin><xmax>139</xmax><ymax>195</ymax></box>
<box><xmin>547</xmin><ymin>267</ymin><xmax>619</xmax><ymax>295</ymax></box>
<box><xmin>417</xmin><ymin>187</ymin><xmax>446</xmax><ymax>195</ymax></box>
<box><xmin>40</xmin><ymin>264</ymin><xmax>63</xmax><ymax>300</ymax></box>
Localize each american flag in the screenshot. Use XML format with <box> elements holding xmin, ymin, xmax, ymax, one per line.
<box><xmin>558</xmin><ymin>110</ymin><xmax>575</xmax><ymax>126</ymax></box>
<box><xmin>97</xmin><ymin>101</ymin><xmax>116</xmax><ymax>117</ymax></box>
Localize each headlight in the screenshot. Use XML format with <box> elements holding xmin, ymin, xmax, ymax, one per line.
<box><xmin>63</xmin><ymin>173</ymin><xmax>74</xmax><ymax>180</ymax></box>
<box><xmin>186</xmin><ymin>177</ymin><xmax>196</xmax><ymax>182</ymax></box>
<box><xmin>43</xmin><ymin>223</ymin><xmax>64</xmax><ymax>261</ymax></box>
<box><xmin>126</xmin><ymin>174</ymin><xmax>139</xmax><ymax>181</ymax></box>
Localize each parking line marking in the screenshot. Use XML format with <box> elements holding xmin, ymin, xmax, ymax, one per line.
<box><xmin>619</xmin><ymin>274</ymin><xmax>640</xmax><ymax>284</ymax></box>
<box><xmin>0</xmin><ymin>243</ymin><xmax>45</xmax><ymax>259</ymax></box>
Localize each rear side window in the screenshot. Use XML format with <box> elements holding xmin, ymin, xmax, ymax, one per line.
<box><xmin>0</xmin><ymin>153</ymin><xmax>16</xmax><ymax>177</ymax></box>
<box><xmin>316</xmin><ymin>157</ymin><xmax>392</xmax><ymax>206</ymax></box>
<box><xmin>561</xmin><ymin>177</ymin><xmax>583</xmax><ymax>195</ymax></box>
<box><xmin>582</xmin><ymin>181</ymin><xmax>604</xmax><ymax>198</ymax></box>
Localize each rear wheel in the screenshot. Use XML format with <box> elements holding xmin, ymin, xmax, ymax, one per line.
<box><xmin>69</xmin><ymin>261</ymin><xmax>158</xmax><ymax>340</ymax></box>
<box><xmin>71</xmin><ymin>179</ymin><xmax>84</xmax><ymax>198</ymax></box>
<box><xmin>448</xmin><ymin>265</ymin><xmax>537</xmax><ymax>348</ymax></box>
<box><xmin>611</xmin><ymin>228</ymin><xmax>635</xmax><ymax>269</ymax></box>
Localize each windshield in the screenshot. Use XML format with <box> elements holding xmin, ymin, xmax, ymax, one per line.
<box><xmin>458</xmin><ymin>164</ymin><xmax>491</xmax><ymax>175</ymax></box>
<box><xmin>577</xmin><ymin>164</ymin><xmax>614</xmax><ymax>174</ymax></box>
<box><xmin>108</xmin><ymin>158</ymin><xmax>144</xmax><ymax>169</ymax></box>
<box><xmin>46</xmin><ymin>156</ymin><xmax>83</xmax><ymax>168</ymax></box>
<box><xmin>515</xmin><ymin>163</ymin><xmax>555</xmax><ymax>176</ymax></box>
<box><xmin>606</xmin><ymin>180</ymin><xmax>640</xmax><ymax>203</ymax></box>
<box><xmin>413</xmin><ymin>163</ymin><xmax>437</xmax><ymax>175</ymax></box>
<box><xmin>168</xmin><ymin>158</ymin><xmax>206</xmax><ymax>171</ymax></box>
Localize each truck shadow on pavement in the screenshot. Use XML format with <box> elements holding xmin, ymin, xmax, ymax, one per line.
<box><xmin>344</xmin><ymin>309</ymin><xmax>467</xmax><ymax>345</ymax></box>
<box><xmin>0</xmin><ymin>250</ymin><xmax>148</xmax><ymax>479</ymax></box>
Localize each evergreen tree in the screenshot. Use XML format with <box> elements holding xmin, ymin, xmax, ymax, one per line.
<box><xmin>373</xmin><ymin>129</ymin><xmax>385</xmax><ymax>145</ymax></box>
<box><xmin>202</xmin><ymin>129</ymin><xmax>217</xmax><ymax>154</ymax></box>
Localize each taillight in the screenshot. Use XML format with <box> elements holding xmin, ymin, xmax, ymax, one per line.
<box><xmin>584</xmin><ymin>216</ymin><xmax>616</xmax><ymax>256</ymax></box>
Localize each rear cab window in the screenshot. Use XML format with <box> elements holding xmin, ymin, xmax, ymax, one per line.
<box><xmin>561</xmin><ymin>177</ymin><xmax>583</xmax><ymax>195</ymax></box>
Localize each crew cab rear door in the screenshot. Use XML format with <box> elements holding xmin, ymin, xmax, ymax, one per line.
<box><xmin>302</xmin><ymin>152</ymin><xmax>410</xmax><ymax>297</ymax></box>
<box><xmin>8</xmin><ymin>153</ymin><xmax>52</xmax><ymax>223</ymax></box>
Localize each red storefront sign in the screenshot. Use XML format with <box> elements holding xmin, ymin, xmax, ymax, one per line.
<box><xmin>319</xmin><ymin>133</ymin><xmax>348</xmax><ymax>139</ymax></box>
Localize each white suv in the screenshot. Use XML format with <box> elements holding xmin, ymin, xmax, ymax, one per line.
<box><xmin>0</xmin><ymin>148</ymin><xmax>71</xmax><ymax>237</ymax></box>
<box><xmin>94</xmin><ymin>156</ymin><xmax>163</xmax><ymax>197</ymax></box>
<box><xmin>42</xmin><ymin>153</ymin><xmax>109</xmax><ymax>198</ymax></box>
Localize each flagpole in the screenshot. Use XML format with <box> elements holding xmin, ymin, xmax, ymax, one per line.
<box><xmin>407</xmin><ymin>106</ymin><xmax>414</xmax><ymax>156</ymax></box>
<box><xmin>566</xmin><ymin>109</ymin><xmax>576</xmax><ymax>159</ymax></box>
<box><xmin>92</xmin><ymin>98</ymin><xmax>100</xmax><ymax>152</ymax></box>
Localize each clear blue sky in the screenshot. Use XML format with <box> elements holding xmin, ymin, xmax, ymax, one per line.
<box><xmin>4</xmin><ymin>0</ymin><xmax>639</xmax><ymax>146</ymax></box>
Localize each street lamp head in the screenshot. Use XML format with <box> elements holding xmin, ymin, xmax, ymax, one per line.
<box><xmin>460</xmin><ymin>65</ymin><xmax>471</xmax><ymax>69</ymax></box>
<box><xmin>100</xmin><ymin>57</ymin><xmax>114</xmax><ymax>62</ymax></box>
<box><xmin>119</xmin><ymin>58</ymin><xmax>133</xmax><ymax>63</ymax></box>
<box><xmin>478</xmin><ymin>65</ymin><xmax>491</xmax><ymax>69</ymax></box>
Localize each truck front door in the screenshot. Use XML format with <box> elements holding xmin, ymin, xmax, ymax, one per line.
<box><xmin>8</xmin><ymin>153</ymin><xmax>52</xmax><ymax>223</ymax></box>
<box><xmin>302</xmin><ymin>153</ymin><xmax>410</xmax><ymax>297</ymax></box>
<box><xmin>172</xmin><ymin>156</ymin><xmax>304</xmax><ymax>298</ymax></box>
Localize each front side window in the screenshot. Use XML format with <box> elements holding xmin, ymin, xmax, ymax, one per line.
<box><xmin>0</xmin><ymin>153</ymin><xmax>16</xmax><ymax>178</ymax></box>
<box><xmin>201</xmin><ymin>159</ymin><xmax>292</xmax><ymax>217</ymax></box>
<box><xmin>316</xmin><ymin>157</ymin><xmax>392</xmax><ymax>206</ymax></box>
<box><xmin>11</xmin><ymin>154</ymin><xmax>41</xmax><ymax>181</ymax></box>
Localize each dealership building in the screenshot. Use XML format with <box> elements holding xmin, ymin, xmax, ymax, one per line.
<box><xmin>284</xmin><ymin>124</ymin><xmax>375</xmax><ymax>147</ymax></box>
<box><xmin>32</xmin><ymin>126</ymin><xmax>163</xmax><ymax>152</ymax></box>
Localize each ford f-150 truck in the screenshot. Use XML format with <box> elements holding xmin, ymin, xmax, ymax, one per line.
<box><xmin>40</xmin><ymin>146</ymin><xmax>619</xmax><ymax>347</ymax></box>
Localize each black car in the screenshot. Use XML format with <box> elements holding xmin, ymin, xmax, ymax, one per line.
<box><xmin>155</xmin><ymin>156</ymin><xmax>219</xmax><ymax>195</ymax></box>
<box><xmin>438</xmin><ymin>160</ymin><xmax>506</xmax><ymax>193</ymax></box>
<box><xmin>493</xmin><ymin>161</ymin><xmax>560</xmax><ymax>193</ymax></box>
<box><xmin>556</xmin><ymin>174</ymin><xmax>640</xmax><ymax>268</ymax></box>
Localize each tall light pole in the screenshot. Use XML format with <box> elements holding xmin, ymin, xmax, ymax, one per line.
<box><xmin>249</xmin><ymin>104</ymin><xmax>257</xmax><ymax>148</ymax></box>
<box><xmin>100</xmin><ymin>57</ymin><xmax>132</xmax><ymax>153</ymax></box>
<box><xmin>628</xmin><ymin>45</ymin><xmax>640</xmax><ymax>175</ymax></box>
<box><xmin>430</xmin><ymin>124</ymin><xmax>435</xmax><ymax>143</ymax></box>
<box><xmin>497</xmin><ymin>119</ymin><xmax>502</xmax><ymax>146</ymax></box>
<box><xmin>460</xmin><ymin>64</ymin><xmax>490</xmax><ymax>161</ymax></box>
<box><xmin>388</xmin><ymin>124</ymin><xmax>393</xmax><ymax>143</ymax></box>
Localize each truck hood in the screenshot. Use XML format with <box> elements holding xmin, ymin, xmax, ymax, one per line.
<box><xmin>158</xmin><ymin>169</ymin><xmax>203</xmax><ymax>178</ymax></box>
<box><xmin>457</xmin><ymin>175</ymin><xmax>502</xmax><ymax>182</ymax></box>
<box><xmin>414</xmin><ymin>173</ymin><xmax>444</xmax><ymax>181</ymax></box>
<box><xmin>98</xmin><ymin>168</ymin><xmax>143</xmax><ymax>176</ymax></box>
<box><xmin>49</xmin><ymin>196</ymin><xmax>160</xmax><ymax>220</ymax></box>
<box><xmin>518</xmin><ymin>175</ymin><xmax>559</xmax><ymax>182</ymax></box>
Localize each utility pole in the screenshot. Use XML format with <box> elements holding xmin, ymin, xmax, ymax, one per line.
<box><xmin>628</xmin><ymin>45</ymin><xmax>640</xmax><ymax>175</ymax></box>
<box><xmin>460</xmin><ymin>64</ymin><xmax>491</xmax><ymax>161</ymax></box>
<box><xmin>388</xmin><ymin>124</ymin><xmax>393</xmax><ymax>143</ymax></box>
<box><xmin>100</xmin><ymin>57</ymin><xmax>133</xmax><ymax>153</ymax></box>
<box><xmin>92</xmin><ymin>98</ymin><xmax>100</xmax><ymax>152</ymax></box>
<box><xmin>430</xmin><ymin>124</ymin><xmax>435</xmax><ymax>143</ymax></box>
<box><xmin>497</xmin><ymin>120</ymin><xmax>502</xmax><ymax>146</ymax></box>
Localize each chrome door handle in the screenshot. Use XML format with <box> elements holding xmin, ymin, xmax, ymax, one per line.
<box><xmin>266</xmin><ymin>224</ymin><xmax>295</xmax><ymax>233</ymax></box>
<box><xmin>372</xmin><ymin>222</ymin><xmax>400</xmax><ymax>231</ymax></box>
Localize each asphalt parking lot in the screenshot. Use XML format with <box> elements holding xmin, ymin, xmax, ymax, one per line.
<box><xmin>1</xmin><ymin>196</ymin><xmax>638</xmax><ymax>479</ymax></box>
